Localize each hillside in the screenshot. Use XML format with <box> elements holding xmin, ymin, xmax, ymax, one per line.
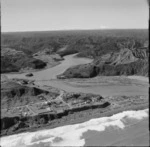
<box><xmin>1</xmin><ymin>48</ymin><xmax>47</xmax><ymax>73</ymax></box>
<box><xmin>57</xmin><ymin>40</ymin><xmax>149</xmax><ymax>78</ymax></box>
<box><xmin>1</xmin><ymin>29</ymin><xmax>148</xmax><ymax>57</ymax></box>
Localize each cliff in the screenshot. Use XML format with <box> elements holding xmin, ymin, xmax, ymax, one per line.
<box><xmin>1</xmin><ymin>82</ymin><xmax>49</xmax><ymax>109</ymax></box>
<box><xmin>58</xmin><ymin>43</ymin><xmax>149</xmax><ymax>78</ymax></box>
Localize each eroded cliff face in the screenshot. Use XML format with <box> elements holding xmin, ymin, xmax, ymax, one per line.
<box><xmin>58</xmin><ymin>44</ymin><xmax>149</xmax><ymax>79</ymax></box>
<box><xmin>1</xmin><ymin>87</ymin><xmax>47</xmax><ymax>98</ymax></box>
<box><xmin>1</xmin><ymin>103</ymin><xmax>111</xmax><ymax>136</ymax></box>
<box><xmin>1</xmin><ymin>82</ymin><xmax>49</xmax><ymax>109</ymax></box>
<box><xmin>1</xmin><ymin>80</ymin><xmax>111</xmax><ymax>136</ymax></box>
<box><xmin>1</xmin><ymin>94</ymin><xmax>148</xmax><ymax>137</ymax></box>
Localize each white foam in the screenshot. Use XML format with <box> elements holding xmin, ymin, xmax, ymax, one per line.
<box><xmin>0</xmin><ymin>109</ymin><xmax>148</xmax><ymax>147</ymax></box>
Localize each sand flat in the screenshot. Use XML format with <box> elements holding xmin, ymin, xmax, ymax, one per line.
<box><xmin>34</xmin><ymin>76</ymin><xmax>149</xmax><ymax>97</ymax></box>
<box><xmin>128</xmin><ymin>76</ymin><xmax>149</xmax><ymax>82</ymax></box>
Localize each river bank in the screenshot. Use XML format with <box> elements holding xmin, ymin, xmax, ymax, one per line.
<box><xmin>3</xmin><ymin>54</ymin><xmax>92</xmax><ymax>80</ymax></box>
<box><xmin>34</xmin><ymin>75</ymin><xmax>149</xmax><ymax>97</ymax></box>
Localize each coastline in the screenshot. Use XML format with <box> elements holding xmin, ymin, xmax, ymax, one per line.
<box><xmin>0</xmin><ymin>107</ymin><xmax>148</xmax><ymax>147</ymax></box>
<box><xmin>1</xmin><ymin>102</ymin><xmax>148</xmax><ymax>138</ymax></box>
<box><xmin>1</xmin><ymin>53</ymin><xmax>149</xmax><ymax>139</ymax></box>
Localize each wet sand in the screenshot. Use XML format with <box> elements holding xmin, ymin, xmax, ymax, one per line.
<box><xmin>34</xmin><ymin>78</ymin><xmax>148</xmax><ymax>97</ymax></box>
<box><xmin>128</xmin><ymin>76</ymin><xmax>149</xmax><ymax>82</ymax></box>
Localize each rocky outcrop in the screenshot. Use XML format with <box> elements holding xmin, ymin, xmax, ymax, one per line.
<box><xmin>96</xmin><ymin>47</ymin><xmax>148</xmax><ymax>66</ymax></box>
<box><xmin>58</xmin><ymin>46</ymin><xmax>148</xmax><ymax>79</ymax></box>
<box><xmin>110</xmin><ymin>49</ymin><xmax>138</xmax><ymax>65</ymax></box>
<box><xmin>26</xmin><ymin>73</ymin><xmax>33</xmax><ymax>77</ymax></box>
<box><xmin>97</xmin><ymin>59</ymin><xmax>148</xmax><ymax>76</ymax></box>
<box><xmin>58</xmin><ymin>63</ymin><xmax>97</xmax><ymax>78</ymax></box>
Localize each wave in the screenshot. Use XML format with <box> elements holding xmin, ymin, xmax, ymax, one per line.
<box><xmin>0</xmin><ymin>109</ymin><xmax>148</xmax><ymax>147</ymax></box>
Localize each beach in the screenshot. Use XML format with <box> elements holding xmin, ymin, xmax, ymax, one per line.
<box><xmin>0</xmin><ymin>109</ymin><xmax>149</xmax><ymax>147</ymax></box>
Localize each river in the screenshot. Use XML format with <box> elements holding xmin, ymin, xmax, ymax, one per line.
<box><xmin>5</xmin><ymin>54</ymin><xmax>92</xmax><ymax>80</ymax></box>
<box><xmin>4</xmin><ymin>53</ymin><xmax>148</xmax><ymax>97</ymax></box>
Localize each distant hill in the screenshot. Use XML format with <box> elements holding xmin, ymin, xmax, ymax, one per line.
<box><xmin>1</xmin><ymin>29</ymin><xmax>148</xmax><ymax>56</ymax></box>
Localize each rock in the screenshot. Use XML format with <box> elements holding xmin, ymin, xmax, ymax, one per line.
<box><xmin>26</xmin><ymin>73</ymin><xmax>33</xmax><ymax>77</ymax></box>
<box><xmin>57</xmin><ymin>75</ymin><xmax>66</xmax><ymax>79</ymax></box>
<box><xmin>58</xmin><ymin>63</ymin><xmax>98</xmax><ymax>79</ymax></box>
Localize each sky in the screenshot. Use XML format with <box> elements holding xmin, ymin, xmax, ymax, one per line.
<box><xmin>1</xmin><ymin>0</ymin><xmax>149</xmax><ymax>32</ymax></box>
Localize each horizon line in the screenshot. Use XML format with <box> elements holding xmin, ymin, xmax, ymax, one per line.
<box><xmin>2</xmin><ymin>28</ymin><xmax>148</xmax><ymax>33</ymax></box>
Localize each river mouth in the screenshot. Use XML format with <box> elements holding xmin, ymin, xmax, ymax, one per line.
<box><xmin>1</xmin><ymin>54</ymin><xmax>149</xmax><ymax>147</ymax></box>
<box><xmin>2</xmin><ymin>53</ymin><xmax>148</xmax><ymax>97</ymax></box>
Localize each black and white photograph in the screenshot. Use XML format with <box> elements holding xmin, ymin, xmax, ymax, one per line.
<box><xmin>0</xmin><ymin>0</ymin><xmax>149</xmax><ymax>146</ymax></box>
